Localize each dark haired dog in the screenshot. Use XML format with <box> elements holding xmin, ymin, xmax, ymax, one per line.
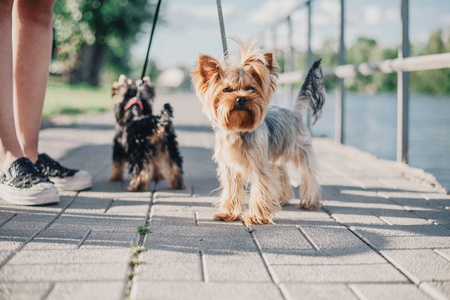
<box><xmin>109</xmin><ymin>75</ymin><xmax>184</xmax><ymax>191</ymax></box>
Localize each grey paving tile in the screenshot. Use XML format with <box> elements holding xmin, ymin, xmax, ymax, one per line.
<box><xmin>137</xmin><ymin>249</ymin><xmax>202</xmax><ymax>281</ymax></box>
<box><xmin>381</xmin><ymin>249</ymin><xmax>450</xmax><ymax>282</ymax></box>
<box><xmin>355</xmin><ymin>226</ymin><xmax>450</xmax><ymax>250</ymax></box>
<box><xmin>8</xmin><ymin>249</ymin><xmax>130</xmax><ymax>265</ymax></box>
<box><xmin>351</xmin><ymin>283</ymin><xmax>433</xmax><ymax>300</ymax></box>
<box><xmin>150</xmin><ymin>210</ymin><xmax>197</xmax><ymax>227</ymax></box>
<box><xmin>0</xmin><ymin>263</ymin><xmax>127</xmax><ymax>282</ymax></box>
<box><xmin>131</xmin><ymin>281</ymin><xmax>284</xmax><ymax>300</ymax></box>
<box><xmin>281</xmin><ymin>283</ymin><xmax>359</xmax><ymax>300</ymax></box>
<box><xmin>47</xmin><ymin>281</ymin><xmax>123</xmax><ymax>300</ymax></box>
<box><xmin>204</xmin><ymin>250</ymin><xmax>271</xmax><ymax>282</ymax></box>
<box><xmin>421</xmin><ymin>281</ymin><xmax>450</xmax><ymax>299</ymax></box>
<box><xmin>144</xmin><ymin>225</ymin><xmax>256</xmax><ymax>252</ymax></box>
<box><xmin>265</xmin><ymin>250</ymin><xmax>385</xmax><ymax>265</ymax></box>
<box><xmin>271</xmin><ymin>264</ymin><xmax>408</xmax><ymax>283</ymax></box>
<box><xmin>0</xmin><ymin>282</ymin><xmax>52</xmax><ymax>300</ymax></box>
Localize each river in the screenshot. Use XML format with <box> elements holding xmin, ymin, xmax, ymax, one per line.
<box><xmin>274</xmin><ymin>91</ymin><xmax>450</xmax><ymax>190</ymax></box>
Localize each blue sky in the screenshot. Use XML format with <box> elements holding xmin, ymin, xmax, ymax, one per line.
<box><xmin>131</xmin><ymin>0</ymin><xmax>450</xmax><ymax>69</ymax></box>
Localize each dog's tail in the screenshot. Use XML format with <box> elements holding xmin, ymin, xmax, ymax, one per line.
<box><xmin>294</xmin><ymin>59</ymin><xmax>325</xmax><ymax>125</ymax></box>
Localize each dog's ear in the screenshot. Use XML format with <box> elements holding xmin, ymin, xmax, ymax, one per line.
<box><xmin>112</xmin><ymin>81</ymin><xmax>119</xmax><ymax>96</ymax></box>
<box><xmin>195</xmin><ymin>54</ymin><xmax>222</xmax><ymax>83</ymax></box>
<box><xmin>264</xmin><ymin>52</ymin><xmax>278</xmax><ymax>75</ymax></box>
<box><xmin>118</xmin><ymin>74</ymin><xmax>127</xmax><ymax>85</ymax></box>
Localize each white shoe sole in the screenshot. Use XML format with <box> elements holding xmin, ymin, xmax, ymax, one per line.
<box><xmin>50</xmin><ymin>170</ymin><xmax>92</xmax><ymax>191</ymax></box>
<box><xmin>0</xmin><ymin>183</ymin><xmax>60</xmax><ymax>205</ymax></box>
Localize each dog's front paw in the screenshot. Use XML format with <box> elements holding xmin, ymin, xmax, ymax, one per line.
<box><xmin>299</xmin><ymin>199</ymin><xmax>322</xmax><ymax>210</ymax></box>
<box><xmin>242</xmin><ymin>215</ymin><xmax>273</xmax><ymax>226</ymax></box>
<box><xmin>214</xmin><ymin>213</ymin><xmax>241</xmax><ymax>222</ymax></box>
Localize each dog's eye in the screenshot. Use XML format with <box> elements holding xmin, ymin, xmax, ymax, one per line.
<box><xmin>246</xmin><ymin>87</ymin><xmax>255</xmax><ymax>91</ymax></box>
<box><xmin>223</xmin><ymin>87</ymin><xmax>233</xmax><ymax>93</ymax></box>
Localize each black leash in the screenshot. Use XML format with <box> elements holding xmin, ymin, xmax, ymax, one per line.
<box><xmin>141</xmin><ymin>0</ymin><xmax>163</xmax><ymax>80</ymax></box>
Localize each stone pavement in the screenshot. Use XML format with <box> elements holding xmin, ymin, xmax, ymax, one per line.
<box><xmin>0</xmin><ymin>92</ymin><xmax>449</xmax><ymax>300</ymax></box>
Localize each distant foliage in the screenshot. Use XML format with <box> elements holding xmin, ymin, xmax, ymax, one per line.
<box><xmin>52</xmin><ymin>0</ymin><xmax>155</xmax><ymax>86</ymax></box>
<box><xmin>411</xmin><ymin>30</ymin><xmax>450</xmax><ymax>95</ymax></box>
<box><xmin>279</xmin><ymin>30</ymin><xmax>449</xmax><ymax>95</ymax></box>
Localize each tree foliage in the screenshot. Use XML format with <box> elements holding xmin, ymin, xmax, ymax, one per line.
<box><xmin>52</xmin><ymin>0</ymin><xmax>155</xmax><ymax>86</ymax></box>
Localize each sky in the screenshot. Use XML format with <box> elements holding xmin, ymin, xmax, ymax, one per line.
<box><xmin>130</xmin><ymin>0</ymin><xmax>450</xmax><ymax>70</ymax></box>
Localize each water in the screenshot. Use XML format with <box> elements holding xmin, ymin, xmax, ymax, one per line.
<box><xmin>274</xmin><ymin>92</ymin><xmax>450</xmax><ymax>190</ymax></box>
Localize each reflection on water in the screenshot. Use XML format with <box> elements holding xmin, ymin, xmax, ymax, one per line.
<box><xmin>274</xmin><ymin>92</ymin><xmax>450</xmax><ymax>190</ymax></box>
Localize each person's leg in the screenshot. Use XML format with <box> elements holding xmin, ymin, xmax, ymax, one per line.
<box><xmin>0</xmin><ymin>0</ymin><xmax>24</xmax><ymax>169</ymax></box>
<box><xmin>12</xmin><ymin>0</ymin><xmax>55</xmax><ymax>163</ymax></box>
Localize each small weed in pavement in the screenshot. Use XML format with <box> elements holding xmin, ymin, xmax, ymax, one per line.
<box><xmin>137</xmin><ymin>226</ymin><xmax>149</xmax><ymax>235</ymax></box>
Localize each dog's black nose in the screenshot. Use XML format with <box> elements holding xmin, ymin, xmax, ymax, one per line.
<box><xmin>236</xmin><ymin>97</ymin><xmax>247</xmax><ymax>106</ymax></box>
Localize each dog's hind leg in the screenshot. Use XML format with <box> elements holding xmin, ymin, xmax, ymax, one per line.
<box><xmin>276</xmin><ymin>164</ymin><xmax>293</xmax><ymax>206</ymax></box>
<box><xmin>294</xmin><ymin>144</ymin><xmax>322</xmax><ymax>210</ymax></box>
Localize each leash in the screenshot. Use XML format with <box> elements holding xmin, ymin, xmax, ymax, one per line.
<box><xmin>216</xmin><ymin>0</ymin><xmax>229</xmax><ymax>61</ymax></box>
<box><xmin>141</xmin><ymin>0</ymin><xmax>163</xmax><ymax>80</ymax></box>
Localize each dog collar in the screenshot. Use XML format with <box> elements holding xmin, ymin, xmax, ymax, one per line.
<box><xmin>124</xmin><ymin>97</ymin><xmax>144</xmax><ymax>112</ymax></box>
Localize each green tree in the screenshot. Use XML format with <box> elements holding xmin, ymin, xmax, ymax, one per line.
<box><xmin>53</xmin><ymin>0</ymin><xmax>156</xmax><ymax>86</ymax></box>
<box><xmin>411</xmin><ymin>30</ymin><xmax>450</xmax><ymax>94</ymax></box>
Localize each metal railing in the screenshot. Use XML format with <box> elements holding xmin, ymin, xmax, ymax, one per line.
<box><xmin>263</xmin><ymin>0</ymin><xmax>450</xmax><ymax>164</ymax></box>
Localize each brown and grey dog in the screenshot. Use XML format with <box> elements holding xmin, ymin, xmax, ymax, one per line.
<box><xmin>191</xmin><ymin>41</ymin><xmax>325</xmax><ymax>225</ymax></box>
<box><xmin>109</xmin><ymin>75</ymin><xmax>184</xmax><ymax>191</ymax></box>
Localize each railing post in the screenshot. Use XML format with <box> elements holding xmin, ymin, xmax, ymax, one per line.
<box><xmin>335</xmin><ymin>0</ymin><xmax>346</xmax><ymax>144</ymax></box>
<box><xmin>306</xmin><ymin>0</ymin><xmax>313</xmax><ymax>129</ymax></box>
<box><xmin>397</xmin><ymin>0</ymin><xmax>410</xmax><ymax>163</ymax></box>
<box><xmin>285</xmin><ymin>15</ymin><xmax>293</xmax><ymax>108</ymax></box>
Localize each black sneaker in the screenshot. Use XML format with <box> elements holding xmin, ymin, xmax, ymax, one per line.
<box><xmin>35</xmin><ymin>153</ymin><xmax>92</xmax><ymax>191</ymax></box>
<box><xmin>0</xmin><ymin>158</ymin><xmax>59</xmax><ymax>205</ymax></box>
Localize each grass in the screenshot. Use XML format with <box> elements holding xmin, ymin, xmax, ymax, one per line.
<box><xmin>43</xmin><ymin>81</ymin><xmax>112</xmax><ymax>121</ymax></box>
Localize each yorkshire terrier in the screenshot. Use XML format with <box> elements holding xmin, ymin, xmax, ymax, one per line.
<box><xmin>191</xmin><ymin>41</ymin><xmax>325</xmax><ymax>225</ymax></box>
<box><xmin>109</xmin><ymin>75</ymin><xmax>184</xmax><ymax>191</ymax></box>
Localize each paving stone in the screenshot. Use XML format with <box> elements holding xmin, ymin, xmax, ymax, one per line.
<box><xmin>355</xmin><ymin>226</ymin><xmax>450</xmax><ymax>250</ymax></box>
<box><xmin>381</xmin><ymin>249</ymin><xmax>450</xmax><ymax>282</ymax></box>
<box><xmin>144</xmin><ymin>225</ymin><xmax>256</xmax><ymax>252</ymax></box>
<box><xmin>254</xmin><ymin>225</ymin><xmax>321</xmax><ymax>253</ymax></box>
<box><xmin>47</xmin><ymin>281</ymin><xmax>124</xmax><ymax>300</ymax></box>
<box><xmin>8</xmin><ymin>249</ymin><xmax>130</xmax><ymax>265</ymax></box>
<box><xmin>265</xmin><ymin>249</ymin><xmax>385</xmax><ymax>266</ymax></box>
<box><xmin>152</xmin><ymin>196</ymin><xmax>215</xmax><ymax>212</ymax></box>
<box><xmin>131</xmin><ymin>281</ymin><xmax>284</xmax><ymax>300</ymax></box>
<box><xmin>204</xmin><ymin>250</ymin><xmax>271</xmax><ymax>282</ymax></box>
<box><xmin>271</xmin><ymin>264</ymin><xmax>408</xmax><ymax>283</ymax></box>
<box><xmin>81</xmin><ymin>229</ymin><xmax>136</xmax><ymax>249</ymax></box>
<box><xmin>137</xmin><ymin>249</ymin><xmax>202</xmax><ymax>281</ymax></box>
<box><xmin>281</xmin><ymin>283</ymin><xmax>359</xmax><ymax>300</ymax></box>
<box><xmin>0</xmin><ymin>282</ymin><xmax>52</xmax><ymax>300</ymax></box>
<box><xmin>421</xmin><ymin>281</ymin><xmax>450</xmax><ymax>299</ymax></box>
<box><xmin>351</xmin><ymin>283</ymin><xmax>433</xmax><ymax>300</ymax></box>
<box><xmin>150</xmin><ymin>210</ymin><xmax>197</xmax><ymax>227</ymax></box>
<box><xmin>0</xmin><ymin>263</ymin><xmax>127</xmax><ymax>282</ymax></box>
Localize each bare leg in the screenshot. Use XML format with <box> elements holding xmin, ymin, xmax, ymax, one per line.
<box><xmin>12</xmin><ymin>0</ymin><xmax>55</xmax><ymax>163</ymax></box>
<box><xmin>0</xmin><ymin>0</ymin><xmax>24</xmax><ymax>169</ymax></box>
